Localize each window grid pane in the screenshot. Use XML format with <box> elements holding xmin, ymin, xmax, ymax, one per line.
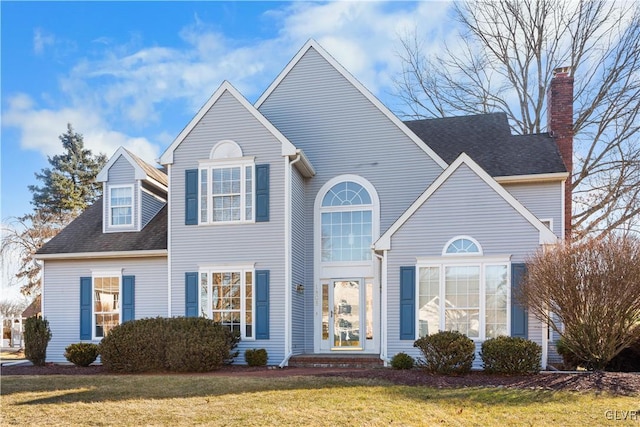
<box><xmin>321</xmin><ymin>210</ymin><xmax>372</xmax><ymax>262</ymax></box>
<box><xmin>445</xmin><ymin>266</ymin><xmax>480</xmax><ymax>338</ymax></box>
<box><xmin>200</xmin><ymin>169</ymin><xmax>208</xmax><ymax>223</ymax></box>
<box><xmin>206</xmin><ymin>270</ymin><xmax>253</xmax><ymax>339</ymax></box>
<box><xmin>485</xmin><ymin>265</ymin><xmax>508</xmax><ymax>338</ymax></box>
<box><xmin>212</xmin><ymin>166</ymin><xmax>242</xmax><ymax>222</ymax></box>
<box><xmin>110</xmin><ymin>187</ymin><xmax>132</xmax><ymax>226</ymax></box>
<box><xmin>418</xmin><ymin>267</ymin><xmax>440</xmax><ymax>337</ymax></box>
<box><xmin>94</xmin><ymin>277</ymin><xmax>120</xmax><ymax>338</ymax></box>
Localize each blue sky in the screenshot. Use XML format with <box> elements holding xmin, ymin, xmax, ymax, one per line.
<box><xmin>1</xmin><ymin>1</ymin><xmax>456</xmax><ymax>222</ymax></box>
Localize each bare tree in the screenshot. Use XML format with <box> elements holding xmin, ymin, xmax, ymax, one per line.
<box><xmin>520</xmin><ymin>235</ymin><xmax>640</xmax><ymax>370</ymax></box>
<box><xmin>0</xmin><ymin>299</ymin><xmax>28</xmax><ymax>318</ymax></box>
<box><xmin>1</xmin><ymin>212</ymin><xmax>71</xmax><ymax>296</ymax></box>
<box><xmin>394</xmin><ymin>0</ymin><xmax>640</xmax><ymax>237</ymax></box>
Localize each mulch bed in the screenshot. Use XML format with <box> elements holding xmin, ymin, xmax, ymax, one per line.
<box><xmin>2</xmin><ymin>363</ymin><xmax>638</xmax><ymax>396</ymax></box>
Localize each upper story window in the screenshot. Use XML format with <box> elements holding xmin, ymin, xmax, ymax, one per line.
<box><xmin>320</xmin><ymin>180</ymin><xmax>374</xmax><ymax>262</ymax></box>
<box><xmin>110</xmin><ymin>185</ymin><xmax>133</xmax><ymax>226</ymax></box>
<box><xmin>199</xmin><ymin>141</ymin><xmax>255</xmax><ymax>224</ymax></box>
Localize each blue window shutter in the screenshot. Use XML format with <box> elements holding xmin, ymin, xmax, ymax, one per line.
<box><xmin>185</xmin><ymin>272</ymin><xmax>198</xmax><ymax>317</ymax></box>
<box><xmin>80</xmin><ymin>277</ymin><xmax>92</xmax><ymax>340</ymax></box>
<box><xmin>122</xmin><ymin>276</ymin><xmax>135</xmax><ymax>323</ymax></box>
<box><xmin>255</xmin><ymin>270</ymin><xmax>270</xmax><ymax>339</ymax></box>
<box><xmin>185</xmin><ymin>169</ymin><xmax>198</xmax><ymax>225</ymax></box>
<box><xmin>400</xmin><ymin>266</ymin><xmax>416</xmax><ymax>340</ymax></box>
<box><xmin>255</xmin><ymin>164</ymin><xmax>269</xmax><ymax>222</ymax></box>
<box><xmin>511</xmin><ymin>263</ymin><xmax>528</xmax><ymax>338</ymax></box>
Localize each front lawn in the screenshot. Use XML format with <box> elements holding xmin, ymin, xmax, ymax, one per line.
<box><xmin>1</xmin><ymin>375</ymin><xmax>638</xmax><ymax>426</ymax></box>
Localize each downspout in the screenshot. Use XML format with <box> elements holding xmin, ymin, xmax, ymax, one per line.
<box><xmin>166</xmin><ymin>164</ymin><xmax>172</xmax><ymax>317</ymax></box>
<box><xmin>541</xmin><ymin>308</ymin><xmax>549</xmax><ymax>370</ymax></box>
<box><xmin>374</xmin><ymin>250</ymin><xmax>388</xmax><ymax>366</ymax></box>
<box><xmin>280</xmin><ymin>153</ymin><xmax>301</xmax><ymax>368</ymax></box>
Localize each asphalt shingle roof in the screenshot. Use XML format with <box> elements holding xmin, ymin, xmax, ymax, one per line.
<box><xmin>36</xmin><ymin>198</ymin><xmax>167</xmax><ymax>255</ymax></box>
<box><xmin>404</xmin><ymin>112</ymin><xmax>567</xmax><ymax>176</ymax></box>
<box><xmin>123</xmin><ymin>148</ymin><xmax>168</xmax><ymax>186</ymax></box>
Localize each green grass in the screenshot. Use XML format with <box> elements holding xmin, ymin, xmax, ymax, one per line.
<box><xmin>1</xmin><ymin>375</ymin><xmax>638</xmax><ymax>426</ymax></box>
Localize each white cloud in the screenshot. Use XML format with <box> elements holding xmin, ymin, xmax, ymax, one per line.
<box><xmin>33</xmin><ymin>28</ymin><xmax>55</xmax><ymax>55</ymax></box>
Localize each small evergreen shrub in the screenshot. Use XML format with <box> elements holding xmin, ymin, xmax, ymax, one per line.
<box><xmin>414</xmin><ymin>331</ymin><xmax>475</xmax><ymax>375</ymax></box>
<box><xmin>99</xmin><ymin>317</ymin><xmax>239</xmax><ymax>373</ymax></box>
<box><xmin>390</xmin><ymin>352</ymin><xmax>415</xmax><ymax>370</ymax></box>
<box><xmin>245</xmin><ymin>348</ymin><xmax>268</xmax><ymax>366</ymax></box>
<box><xmin>24</xmin><ymin>316</ymin><xmax>52</xmax><ymax>366</ymax></box>
<box><xmin>64</xmin><ymin>343</ymin><xmax>100</xmax><ymax>367</ymax></box>
<box><xmin>480</xmin><ymin>336</ymin><xmax>542</xmax><ymax>374</ymax></box>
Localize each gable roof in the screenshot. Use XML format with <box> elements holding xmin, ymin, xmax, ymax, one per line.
<box><xmin>159</xmin><ymin>81</ymin><xmax>298</xmax><ymax>165</ymax></box>
<box><xmin>96</xmin><ymin>146</ymin><xmax>168</xmax><ymax>187</ymax></box>
<box><xmin>404</xmin><ymin>113</ymin><xmax>567</xmax><ymax>179</ymax></box>
<box><xmin>374</xmin><ymin>152</ymin><xmax>559</xmax><ymax>251</ymax></box>
<box><xmin>35</xmin><ymin>198</ymin><xmax>167</xmax><ymax>259</ymax></box>
<box><xmin>255</xmin><ymin>39</ymin><xmax>449</xmax><ymax>170</ymax></box>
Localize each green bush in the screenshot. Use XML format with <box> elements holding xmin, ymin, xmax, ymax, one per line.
<box><xmin>99</xmin><ymin>317</ymin><xmax>239</xmax><ymax>373</ymax></box>
<box><xmin>64</xmin><ymin>343</ymin><xmax>100</xmax><ymax>367</ymax></box>
<box><xmin>480</xmin><ymin>336</ymin><xmax>542</xmax><ymax>374</ymax></box>
<box><xmin>23</xmin><ymin>316</ymin><xmax>52</xmax><ymax>366</ymax></box>
<box><xmin>390</xmin><ymin>352</ymin><xmax>415</xmax><ymax>370</ymax></box>
<box><xmin>244</xmin><ymin>348</ymin><xmax>268</xmax><ymax>366</ymax></box>
<box><xmin>414</xmin><ymin>331</ymin><xmax>475</xmax><ymax>375</ymax></box>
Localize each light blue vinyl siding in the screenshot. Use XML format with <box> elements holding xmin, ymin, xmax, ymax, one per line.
<box><xmin>42</xmin><ymin>257</ymin><xmax>167</xmax><ymax>363</ymax></box>
<box><xmin>290</xmin><ymin>167</ymin><xmax>308</xmax><ymax>353</ymax></box>
<box><xmin>384</xmin><ymin>164</ymin><xmax>545</xmax><ymax>367</ymax></box>
<box><xmin>503</xmin><ymin>181</ymin><xmax>563</xmax><ymax>237</ymax></box>
<box><xmin>105</xmin><ymin>155</ymin><xmax>138</xmax><ymax>232</ymax></box>
<box><xmin>141</xmin><ymin>190</ymin><xmax>165</xmax><ymax>229</ymax></box>
<box><xmin>169</xmin><ymin>90</ymin><xmax>287</xmax><ymax>362</ymax></box>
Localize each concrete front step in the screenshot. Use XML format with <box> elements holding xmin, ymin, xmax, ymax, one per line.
<box><xmin>288</xmin><ymin>354</ymin><xmax>384</xmax><ymax>369</ymax></box>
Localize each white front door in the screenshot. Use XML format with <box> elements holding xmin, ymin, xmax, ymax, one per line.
<box><xmin>319</xmin><ymin>278</ymin><xmax>377</xmax><ymax>352</ymax></box>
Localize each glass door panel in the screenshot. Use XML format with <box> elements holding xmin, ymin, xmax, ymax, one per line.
<box><xmin>333</xmin><ymin>280</ymin><xmax>361</xmax><ymax>349</ymax></box>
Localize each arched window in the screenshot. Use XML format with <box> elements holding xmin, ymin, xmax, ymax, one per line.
<box><xmin>320</xmin><ymin>181</ymin><xmax>373</xmax><ymax>262</ymax></box>
<box><xmin>443</xmin><ymin>237</ymin><xmax>482</xmax><ymax>255</ymax></box>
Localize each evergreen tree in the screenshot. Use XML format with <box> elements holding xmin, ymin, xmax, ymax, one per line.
<box><xmin>28</xmin><ymin>123</ymin><xmax>107</xmax><ymax>215</ymax></box>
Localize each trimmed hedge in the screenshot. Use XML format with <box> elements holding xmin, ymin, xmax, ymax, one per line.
<box><xmin>24</xmin><ymin>316</ymin><xmax>52</xmax><ymax>366</ymax></box>
<box><xmin>414</xmin><ymin>331</ymin><xmax>475</xmax><ymax>375</ymax></box>
<box><xmin>64</xmin><ymin>343</ymin><xmax>100</xmax><ymax>367</ymax></box>
<box><xmin>390</xmin><ymin>352</ymin><xmax>415</xmax><ymax>370</ymax></box>
<box><xmin>480</xmin><ymin>336</ymin><xmax>542</xmax><ymax>374</ymax></box>
<box><xmin>244</xmin><ymin>348</ymin><xmax>268</xmax><ymax>366</ymax></box>
<box><xmin>99</xmin><ymin>317</ymin><xmax>239</xmax><ymax>373</ymax></box>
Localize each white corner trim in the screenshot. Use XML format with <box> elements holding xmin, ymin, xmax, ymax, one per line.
<box><xmin>159</xmin><ymin>81</ymin><xmax>297</xmax><ymax>165</ymax></box>
<box><xmin>167</xmin><ymin>164</ymin><xmax>172</xmax><ymax>317</ymax></box>
<box><xmin>254</xmin><ymin>39</ymin><xmax>448</xmax><ymax>170</ymax></box>
<box><xmin>374</xmin><ymin>153</ymin><xmax>558</xmax><ymax>250</ymax></box>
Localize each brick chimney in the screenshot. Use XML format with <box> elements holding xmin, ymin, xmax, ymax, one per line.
<box><xmin>547</xmin><ymin>67</ymin><xmax>574</xmax><ymax>240</ymax></box>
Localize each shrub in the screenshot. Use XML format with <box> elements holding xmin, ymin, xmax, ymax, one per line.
<box><xmin>480</xmin><ymin>336</ymin><xmax>542</xmax><ymax>374</ymax></box>
<box><xmin>99</xmin><ymin>317</ymin><xmax>239</xmax><ymax>373</ymax></box>
<box><xmin>245</xmin><ymin>348</ymin><xmax>268</xmax><ymax>366</ymax></box>
<box><xmin>390</xmin><ymin>352</ymin><xmax>415</xmax><ymax>370</ymax></box>
<box><xmin>414</xmin><ymin>331</ymin><xmax>475</xmax><ymax>375</ymax></box>
<box><xmin>555</xmin><ymin>337</ymin><xmax>583</xmax><ymax>370</ymax></box>
<box><xmin>64</xmin><ymin>343</ymin><xmax>100</xmax><ymax>367</ymax></box>
<box><xmin>23</xmin><ymin>316</ymin><xmax>51</xmax><ymax>366</ymax></box>
<box><xmin>605</xmin><ymin>338</ymin><xmax>640</xmax><ymax>372</ymax></box>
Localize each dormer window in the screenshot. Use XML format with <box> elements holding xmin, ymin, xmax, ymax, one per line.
<box><xmin>109</xmin><ymin>185</ymin><xmax>133</xmax><ymax>226</ymax></box>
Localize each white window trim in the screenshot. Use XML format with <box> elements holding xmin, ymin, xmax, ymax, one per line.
<box><xmin>416</xmin><ymin>258</ymin><xmax>511</xmax><ymax>342</ymax></box>
<box><xmin>108</xmin><ymin>184</ymin><xmax>134</xmax><ymax>227</ymax></box>
<box><xmin>198</xmin><ymin>265</ymin><xmax>255</xmax><ymax>340</ymax></box>
<box><xmin>198</xmin><ymin>157</ymin><xmax>256</xmax><ymax>225</ymax></box>
<box><xmin>91</xmin><ymin>270</ymin><xmax>122</xmax><ymax>341</ymax></box>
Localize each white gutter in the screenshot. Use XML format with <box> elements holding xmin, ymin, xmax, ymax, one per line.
<box><xmin>34</xmin><ymin>249</ymin><xmax>167</xmax><ymax>260</ymax></box>
<box><xmin>495</xmin><ymin>172</ymin><xmax>569</xmax><ymax>184</ymax></box>
<box><xmin>280</xmin><ymin>153</ymin><xmax>302</xmax><ymax>368</ymax></box>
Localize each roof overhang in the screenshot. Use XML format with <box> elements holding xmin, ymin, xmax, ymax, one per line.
<box><xmin>35</xmin><ymin>249</ymin><xmax>167</xmax><ymax>261</ymax></box>
<box><xmin>289</xmin><ymin>149</ymin><xmax>316</xmax><ymax>178</ymax></box>
<box><xmin>495</xmin><ymin>172</ymin><xmax>569</xmax><ymax>184</ymax></box>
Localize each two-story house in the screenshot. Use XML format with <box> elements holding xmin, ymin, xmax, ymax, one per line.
<box><xmin>35</xmin><ymin>40</ymin><xmax>572</xmax><ymax>368</ymax></box>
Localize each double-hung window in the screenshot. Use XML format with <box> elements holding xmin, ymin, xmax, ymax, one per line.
<box><xmin>93</xmin><ymin>275</ymin><xmax>120</xmax><ymax>339</ymax></box>
<box><xmin>110</xmin><ymin>185</ymin><xmax>133</xmax><ymax>226</ymax></box>
<box><xmin>417</xmin><ymin>237</ymin><xmax>509</xmax><ymax>340</ymax></box>
<box><xmin>199</xmin><ymin>161</ymin><xmax>254</xmax><ymax>223</ymax></box>
<box><xmin>199</xmin><ymin>267</ymin><xmax>254</xmax><ymax>339</ymax></box>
